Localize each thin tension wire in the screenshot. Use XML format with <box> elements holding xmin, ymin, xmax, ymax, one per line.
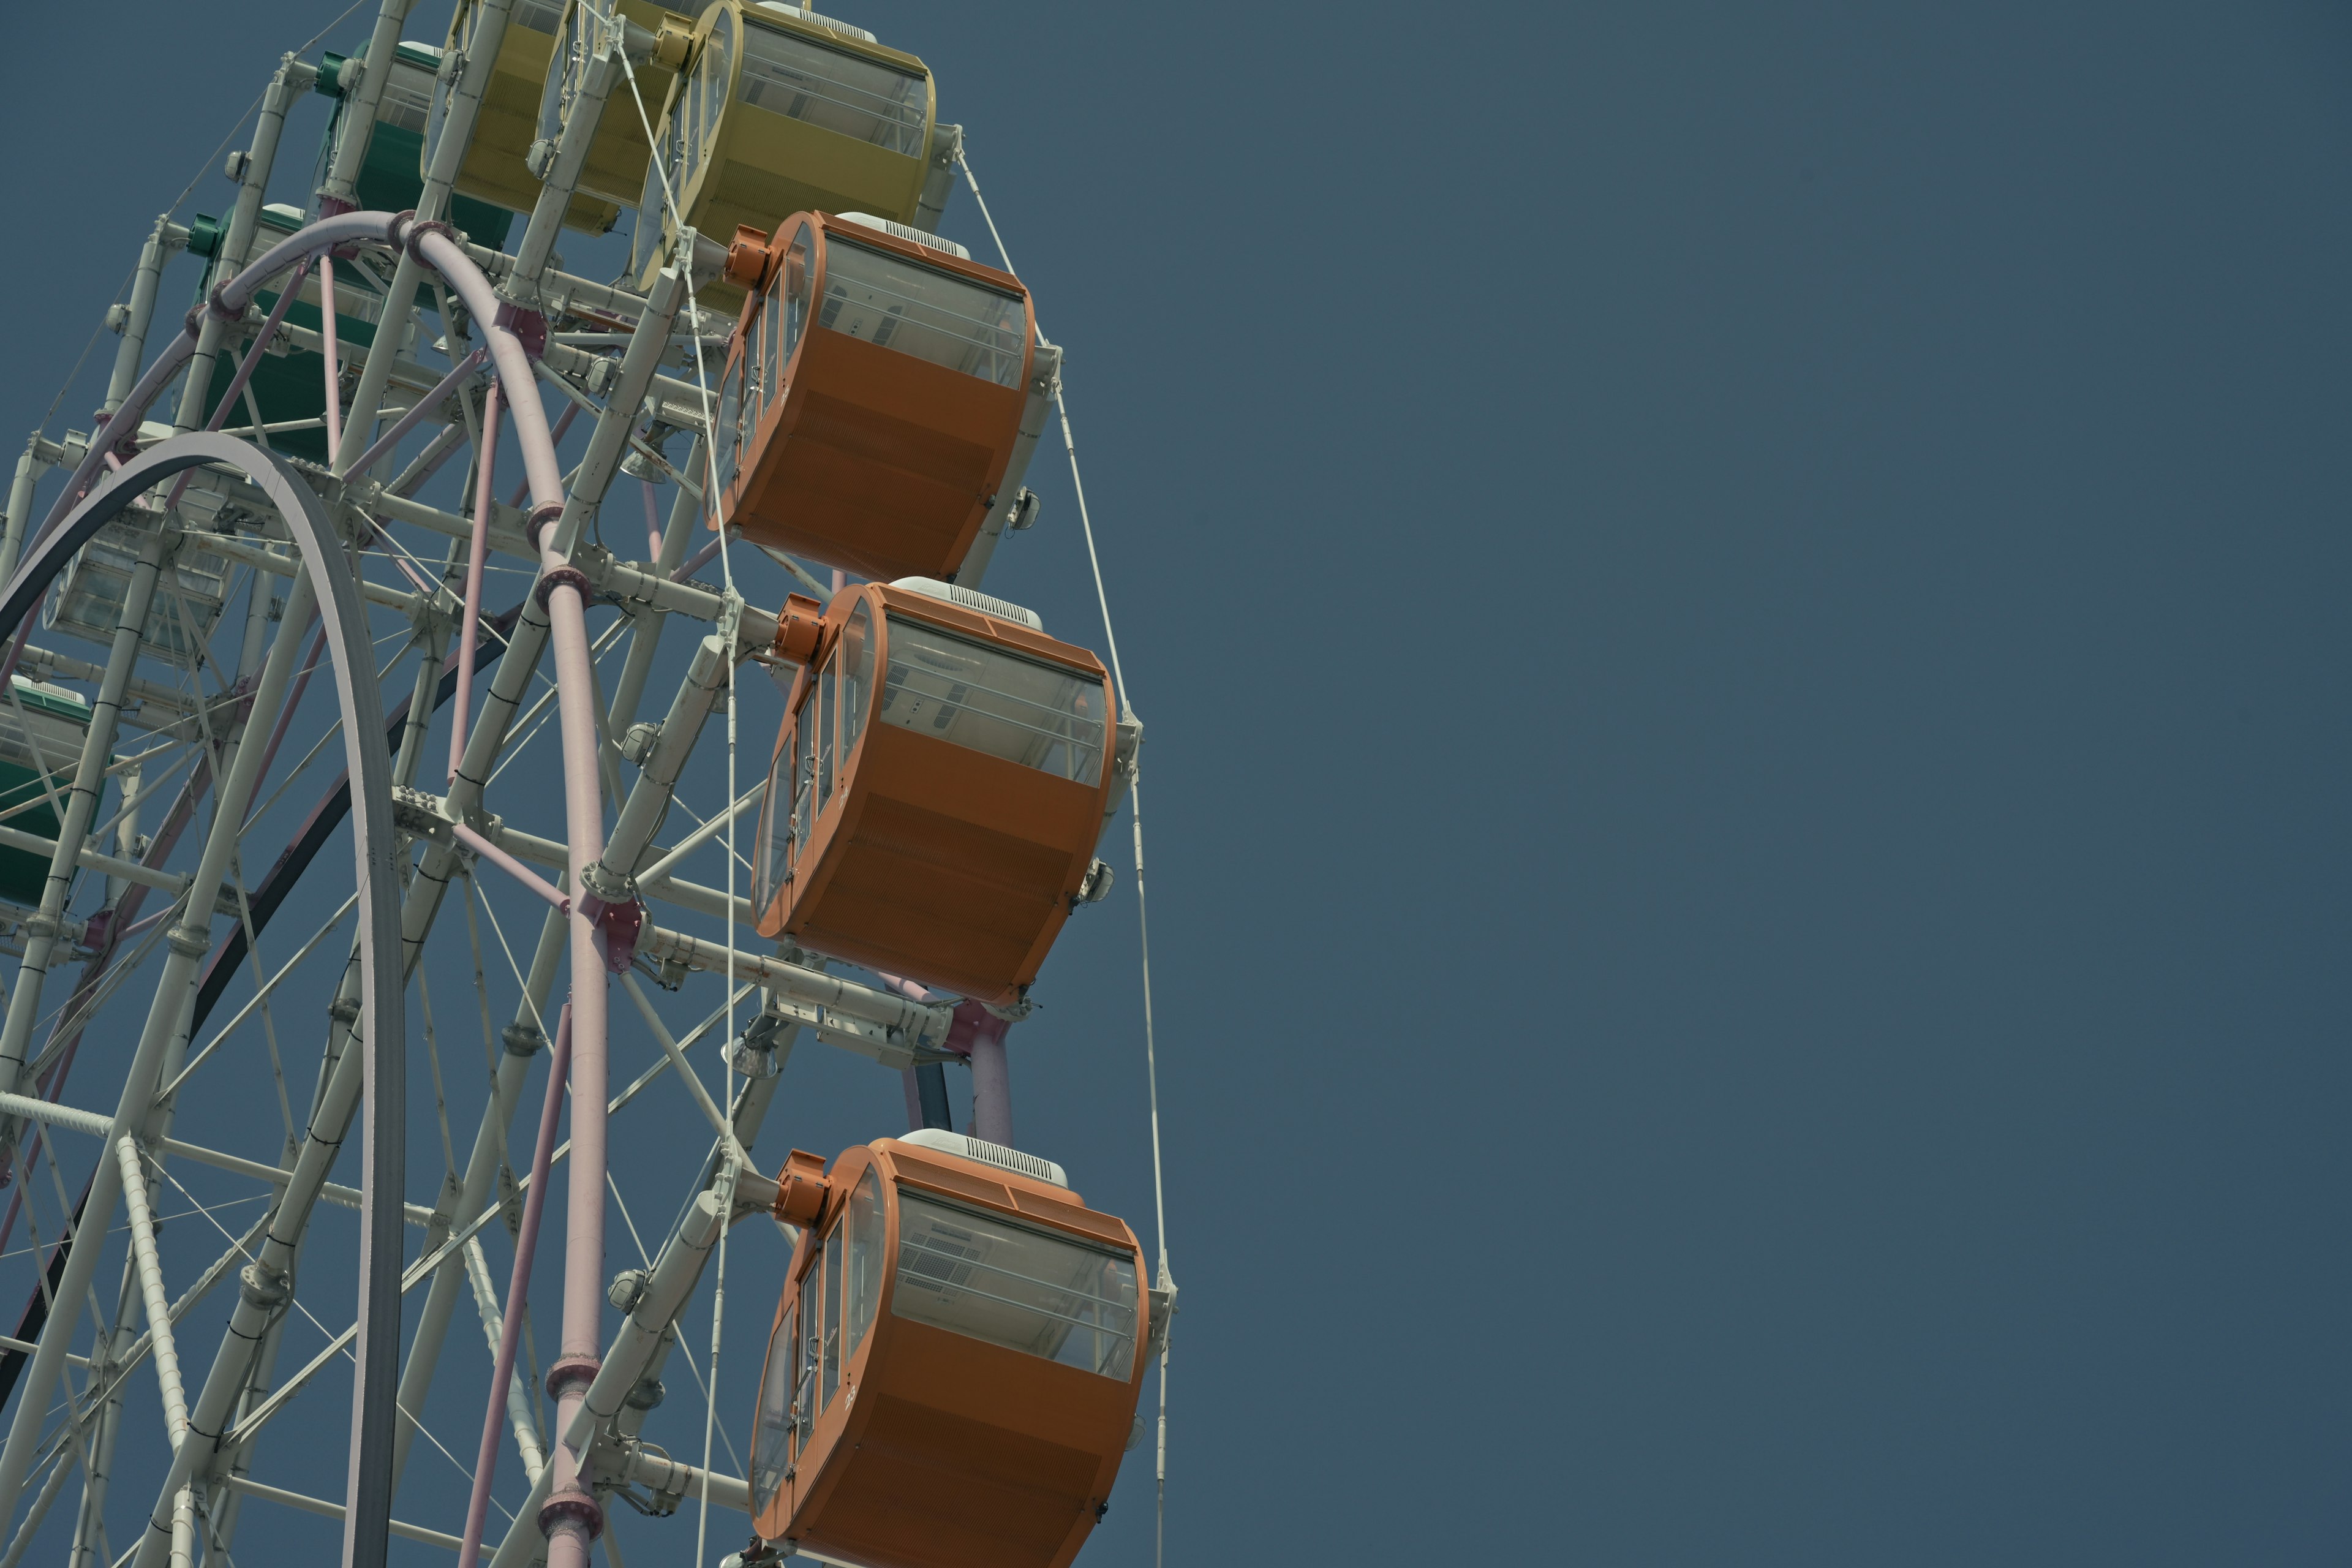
<box><xmin>956</xmin><ymin>143</ymin><xmax>1177</xmax><ymax>1568</ymax></box>
<box><xmin>597</xmin><ymin>13</ymin><xmax>741</xmax><ymax>1562</ymax></box>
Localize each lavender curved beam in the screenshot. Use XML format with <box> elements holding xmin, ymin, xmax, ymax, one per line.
<box><xmin>408</xmin><ymin>225</ymin><xmax>616</xmax><ymax>1568</ymax></box>
<box><xmin>0</xmin><ymin>434</ymin><xmax>403</xmax><ymax>1568</ymax></box>
<box><xmin>26</xmin><ymin>211</ymin><xmax>407</xmax><ymax>554</ymax></box>
<box><xmin>48</xmin><ymin>206</ymin><xmax>624</xmax><ymax>1567</ymax></box>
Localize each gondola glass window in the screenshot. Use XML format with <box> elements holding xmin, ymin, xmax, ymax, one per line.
<box><xmin>820</xmin><ymin>239</ymin><xmax>1028</xmax><ymax>386</ymax></box>
<box><xmin>839</xmin><ymin>602</ymin><xmax>876</xmax><ymax>756</ymax></box>
<box><xmin>715</xmin><ymin>355</ymin><xmax>743</xmax><ymax>496</ymax></box>
<box><xmin>690</xmin><ymin>5</ymin><xmax>733</xmax><ymax>179</ymax></box>
<box><xmin>880</xmin><ymin>614</ymin><xmax>1105</xmax><ymax>784</ymax></box>
<box><xmin>750</xmin><ymin>1301</ymin><xmax>796</xmax><ymax>1512</ymax></box>
<box><xmin>747</xmin><ymin>1137</ymin><xmax>1152</xmax><ymax>1564</ymax></box>
<box><xmin>843</xmin><ymin>1167</ymin><xmax>883</xmax><ymax>1356</ymax></box>
<box><xmin>704</xmin><ymin>213</ymin><xmax>1033</xmax><ymax>582</ymax></box>
<box><xmin>739</xmin><ymin>23</ymin><xmax>927</xmax><ymax>153</ymax></box>
<box><xmin>764</xmin><ymin>224</ymin><xmax>812</xmax><ymax>394</ymax></box>
<box><xmin>821</xmin><ymin>1224</ymin><xmax>843</xmax><ymax>1402</ymax></box>
<box><xmin>894</xmin><ymin>1189</ymin><xmax>1139</xmax><ymax>1379</ymax></box>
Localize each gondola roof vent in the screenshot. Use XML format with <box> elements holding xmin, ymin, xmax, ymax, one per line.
<box><xmin>889</xmin><ymin>576</ymin><xmax>1044</xmax><ymax>632</ymax></box>
<box><xmin>898</xmin><ymin>1129</ymin><xmax>1068</xmax><ymax>1188</ymax></box>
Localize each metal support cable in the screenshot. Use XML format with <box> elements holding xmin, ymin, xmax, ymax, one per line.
<box><xmin>958</xmin><ymin>142</ymin><xmax>1178</xmax><ymax>1568</ymax></box>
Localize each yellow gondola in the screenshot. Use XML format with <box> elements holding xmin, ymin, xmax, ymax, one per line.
<box><xmin>442</xmin><ymin>0</ymin><xmax>689</xmax><ymax>231</ymax></box>
<box><xmin>629</xmin><ymin>2</ymin><xmax>960</xmax><ymax>306</ymax></box>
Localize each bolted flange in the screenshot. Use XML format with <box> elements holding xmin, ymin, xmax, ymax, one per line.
<box><xmin>524</xmin><ymin>500</ymin><xmax>565</xmax><ymax>549</ymax></box>
<box><xmin>238</xmin><ymin>1261</ymin><xmax>290</xmax><ymax>1311</ymax></box>
<box><xmin>401</xmin><ymin>214</ymin><xmax>456</xmax><ymax>263</ymax></box>
<box><xmin>538</xmin><ymin>1488</ymin><xmax>603</xmax><ymax>1542</ymax></box>
<box><xmin>545</xmin><ymin>1353</ymin><xmax>601</xmax><ymax>1401</ymax></box>
<box><xmin>535</xmin><ymin>564</ymin><xmax>591</xmax><ymax>610</ymax></box>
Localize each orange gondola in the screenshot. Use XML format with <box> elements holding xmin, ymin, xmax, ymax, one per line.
<box><xmin>708</xmin><ymin>211</ymin><xmax>1050</xmax><ymax>584</ymax></box>
<box><xmin>752</xmin><ymin>578</ymin><xmax>1123</xmax><ymax>1005</ymax></box>
<box><xmin>750</xmin><ymin>1131</ymin><xmax>1152</xmax><ymax>1568</ymax></box>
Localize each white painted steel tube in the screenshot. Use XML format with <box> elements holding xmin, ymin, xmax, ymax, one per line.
<box><xmin>0</xmin><ymin>443</ymin><xmax>43</xmax><ymax>586</ymax></box>
<box><xmin>602</xmin><ymin>635</ymin><xmax>728</xmax><ymax>880</ymax></box>
<box><xmin>104</xmin><ymin>218</ymin><xmax>182</xmax><ymax>415</ymax></box>
<box><xmin>165</xmin><ymin>1486</ymin><xmax>194</xmax><ymax>1568</ymax></box>
<box><xmin>637</xmin><ymin>925</ymin><xmax>956</xmax><ymax>1044</ymax></box>
<box><xmin>606</xmin><ymin>451</ymin><xmax>704</xmax><ymax>733</ymax></box>
<box><xmin>618</xmin><ymin>1444</ymin><xmax>749</xmax><ymax>1512</ymax></box>
<box><xmin>483</xmin><ymin>1190</ymin><xmax>729</xmax><ymax>1568</ymax></box>
<box><xmin>330</xmin><ymin>0</ymin><xmax>513</xmax><ymax>475</ymax></box>
<box><xmin>385</xmin><ymin>901</ymin><xmax>564</xmax><ymax>1487</ymax></box>
<box><xmin>29</xmin><ymin>209</ymin><xmax>398</xmax><ymax>552</ymax></box>
<box><xmin>114</xmin><ymin>1140</ymin><xmax>189</xmax><ymax>1446</ymax></box>
<box><xmin>506</xmin><ymin>44</ymin><xmax>620</xmax><ymax>298</ymax></box>
<box><xmin>0</xmin><ymin>533</ymin><xmax>168</xmax><ymax>1093</ymax></box>
<box><xmin>173</xmin><ymin>58</ymin><xmax>303</xmax><ymax>434</ymax></box>
<box><xmin>462</xmin><ymin>1237</ymin><xmax>548</xmax><ymax>1480</ymax></box>
<box><xmin>320</xmin><ymin>0</ymin><xmax>414</xmax><ymax>202</ymax></box>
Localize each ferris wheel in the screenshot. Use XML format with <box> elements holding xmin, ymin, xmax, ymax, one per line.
<box><xmin>0</xmin><ymin>2</ymin><xmax>1172</xmax><ymax>1565</ymax></box>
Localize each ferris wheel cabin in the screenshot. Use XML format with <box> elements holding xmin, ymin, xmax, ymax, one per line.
<box><xmin>709</xmin><ymin>212</ymin><xmax>1046</xmax><ymax>584</ymax></box>
<box><xmin>630</xmin><ymin>1</ymin><xmax>958</xmax><ymax>305</ymax></box>
<box><xmin>442</xmin><ymin>0</ymin><xmax>627</xmax><ymax>230</ymax></box>
<box><xmin>750</xmin><ymin>1132</ymin><xmax>1151</xmax><ymax>1568</ymax></box>
<box><xmin>532</xmin><ymin>1</ymin><xmax>697</xmax><ymax>223</ymax></box>
<box><xmin>753</xmin><ymin>579</ymin><xmax>1124</xmax><ymax>1006</ymax></box>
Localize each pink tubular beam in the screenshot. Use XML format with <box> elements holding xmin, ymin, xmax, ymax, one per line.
<box><xmin>22</xmin><ymin>209</ymin><xmax>399</xmax><ymax>560</ymax></box>
<box><xmin>211</xmin><ymin>257</ymin><xmax>310</xmax><ymax>435</ymax></box>
<box><xmin>507</xmin><ymin>402</ymin><xmax>577</xmax><ymax>508</ymax></box>
<box><xmin>449</xmin><ymin>821</ymin><xmax>571</xmax><ymax>916</ymax></box>
<box><xmin>410</xmin><ymin>225</ymin><xmax>609</xmax><ymax>1568</ymax></box>
<box><xmin>379</xmin><ymin>548</ymin><xmax>442</xmax><ymax>603</ymax></box>
<box><xmin>339</xmin><ymin>345</ymin><xmax>486</xmax><ymax>480</ymax></box>
<box><xmin>962</xmin><ymin>1005</ymin><xmax>1016</xmax><ymax>1145</ymax></box>
<box><xmin>454</xmin><ymin>1004</ymin><xmax>573</xmax><ymax>1568</ymax></box>
<box><xmin>450</xmin><ymin>380</ymin><xmax>500</xmax><ymax>785</ymax></box>
<box><xmin>161</xmin><ymin>257</ymin><xmax>319</xmax><ymax>519</ymax></box>
<box><xmin>671</xmin><ymin>532</ymin><xmax>724</xmax><ymax>582</ymax></box>
<box><xmin>884</xmin><ymin>974</ymin><xmax>1016</xmax><ymax>1144</ymax></box>
<box><xmin>317</xmin><ymin>254</ymin><xmax>343</xmax><ymax>459</ymax></box>
<box><xmin>641</xmin><ymin>478</ymin><xmax>662</xmax><ymax>564</ymax></box>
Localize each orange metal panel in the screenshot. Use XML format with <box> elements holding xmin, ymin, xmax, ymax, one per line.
<box><xmin>751</xmin><ymin>1142</ymin><xmax>1148</xmax><ymax>1568</ymax></box>
<box><xmin>755</xmin><ymin>586</ymin><xmax>1115</xmax><ymax>1005</ymax></box>
<box><xmin>715</xmin><ymin>214</ymin><xmax>1035</xmax><ymax>583</ymax></box>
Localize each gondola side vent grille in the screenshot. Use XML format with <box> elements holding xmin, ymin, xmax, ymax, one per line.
<box><xmin>835</xmin><ymin>212</ymin><xmax>971</xmax><ymax>261</ymax></box>
<box><xmin>899</xmin><ymin>1129</ymin><xmax>1068</xmax><ymax>1188</ymax></box>
<box><xmin>752</xmin><ymin>4</ymin><xmax>879</xmax><ymax>43</ymax></box>
<box><xmin>889</xmin><ymin>577</ymin><xmax>1044</xmax><ymax>632</ymax></box>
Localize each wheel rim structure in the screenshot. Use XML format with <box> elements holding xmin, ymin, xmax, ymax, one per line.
<box><xmin>0</xmin><ymin>8</ymin><xmax>1161</xmax><ymax>1567</ymax></box>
